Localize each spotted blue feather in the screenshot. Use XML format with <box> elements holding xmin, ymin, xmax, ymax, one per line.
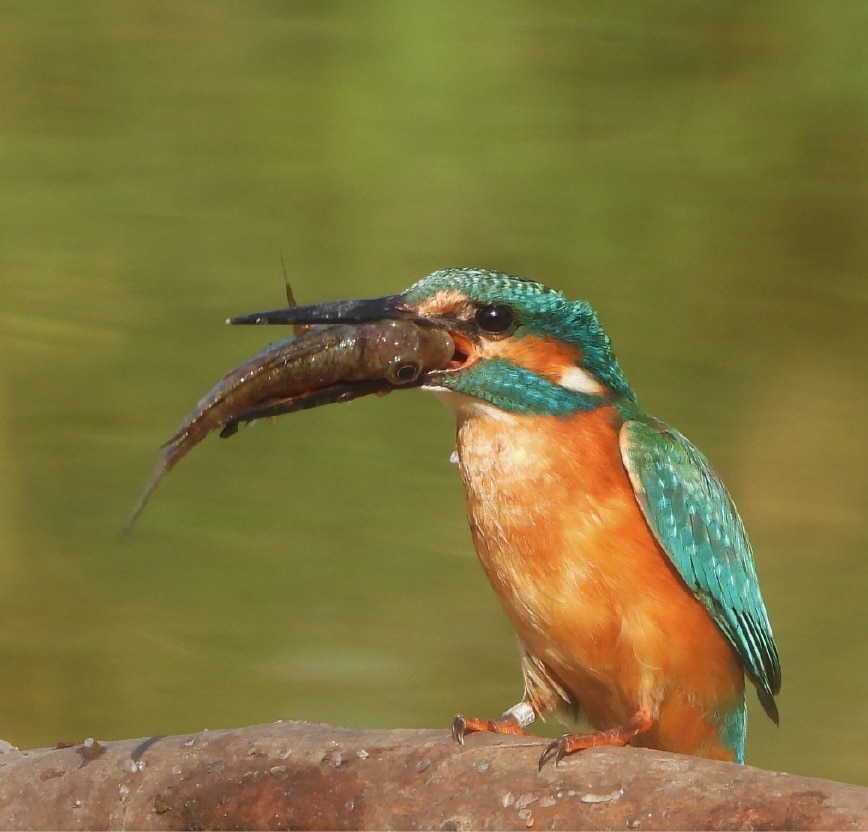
<box><xmin>620</xmin><ymin>419</ymin><xmax>781</xmax><ymax>731</ymax></box>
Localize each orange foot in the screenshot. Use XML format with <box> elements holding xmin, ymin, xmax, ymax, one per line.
<box><xmin>452</xmin><ymin>702</ymin><xmax>536</xmax><ymax>744</ymax></box>
<box><xmin>538</xmin><ymin>709</ymin><xmax>654</xmax><ymax>769</ymax></box>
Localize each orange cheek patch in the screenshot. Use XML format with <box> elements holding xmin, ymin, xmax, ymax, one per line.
<box><xmin>485</xmin><ymin>335</ymin><xmax>581</xmax><ymax>377</ymax></box>
<box><xmin>485</xmin><ymin>336</ymin><xmax>604</xmax><ymax>394</ymax></box>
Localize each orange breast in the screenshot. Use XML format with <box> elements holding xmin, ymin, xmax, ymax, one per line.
<box><xmin>451</xmin><ymin>399</ymin><xmax>744</xmax><ymax>759</ymax></box>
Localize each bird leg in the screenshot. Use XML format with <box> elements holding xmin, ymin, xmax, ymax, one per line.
<box><xmin>452</xmin><ymin>701</ymin><xmax>537</xmax><ymax>743</ymax></box>
<box><xmin>538</xmin><ymin>709</ymin><xmax>654</xmax><ymax>768</ymax></box>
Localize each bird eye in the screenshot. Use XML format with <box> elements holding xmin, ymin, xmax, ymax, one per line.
<box><xmin>474</xmin><ymin>303</ymin><xmax>515</xmax><ymax>334</ymax></box>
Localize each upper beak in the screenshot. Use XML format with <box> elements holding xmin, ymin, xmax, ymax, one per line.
<box><xmin>227</xmin><ymin>292</ymin><xmax>474</xmax><ymax>377</ymax></box>
<box><xmin>227</xmin><ymin>294</ymin><xmax>412</xmax><ymax>326</ymax></box>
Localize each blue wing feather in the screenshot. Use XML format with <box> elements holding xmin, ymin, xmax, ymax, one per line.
<box><xmin>620</xmin><ymin>419</ymin><xmax>780</xmax><ymax>723</ymax></box>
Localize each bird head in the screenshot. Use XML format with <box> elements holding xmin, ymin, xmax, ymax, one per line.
<box><xmin>230</xmin><ymin>268</ymin><xmax>637</xmax><ymax>418</ymax></box>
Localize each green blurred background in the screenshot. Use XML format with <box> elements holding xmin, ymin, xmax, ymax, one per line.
<box><xmin>1</xmin><ymin>1</ymin><xmax>866</xmax><ymax>786</ymax></box>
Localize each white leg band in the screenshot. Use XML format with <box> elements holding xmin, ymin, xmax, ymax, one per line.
<box><xmin>503</xmin><ymin>702</ymin><xmax>536</xmax><ymax>728</ymax></box>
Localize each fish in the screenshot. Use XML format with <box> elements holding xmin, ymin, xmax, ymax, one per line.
<box><xmin>124</xmin><ymin>318</ymin><xmax>455</xmax><ymax>534</ymax></box>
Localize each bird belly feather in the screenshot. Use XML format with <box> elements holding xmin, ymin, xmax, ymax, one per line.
<box><xmin>447</xmin><ymin>395</ymin><xmax>745</xmax><ymax>759</ymax></box>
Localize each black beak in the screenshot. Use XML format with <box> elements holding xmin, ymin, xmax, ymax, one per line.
<box><xmin>227</xmin><ymin>294</ymin><xmax>410</xmax><ymax>326</ymax></box>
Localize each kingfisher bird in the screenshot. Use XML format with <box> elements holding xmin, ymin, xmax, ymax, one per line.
<box><xmin>232</xmin><ymin>267</ymin><xmax>781</xmax><ymax>766</ymax></box>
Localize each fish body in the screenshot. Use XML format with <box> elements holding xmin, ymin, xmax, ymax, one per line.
<box><xmin>125</xmin><ymin>319</ymin><xmax>453</xmax><ymax>532</ymax></box>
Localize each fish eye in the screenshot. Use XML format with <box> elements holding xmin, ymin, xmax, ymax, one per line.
<box><xmin>474</xmin><ymin>303</ymin><xmax>515</xmax><ymax>334</ymax></box>
<box><xmin>393</xmin><ymin>362</ymin><xmax>421</xmax><ymax>384</ymax></box>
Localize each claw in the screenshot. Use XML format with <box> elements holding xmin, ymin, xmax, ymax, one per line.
<box><xmin>451</xmin><ymin>715</ymin><xmax>468</xmax><ymax>745</ymax></box>
<box><xmin>450</xmin><ymin>712</ymin><xmax>531</xmax><ymax>746</ymax></box>
<box><xmin>537</xmin><ymin>710</ymin><xmax>655</xmax><ymax>768</ymax></box>
<box><xmin>451</xmin><ymin>715</ymin><xmax>499</xmax><ymax>744</ymax></box>
<box><xmin>538</xmin><ymin>735</ymin><xmax>568</xmax><ymax>770</ymax></box>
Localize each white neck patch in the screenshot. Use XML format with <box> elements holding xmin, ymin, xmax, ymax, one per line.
<box><xmin>558</xmin><ymin>365</ymin><xmax>605</xmax><ymax>396</ymax></box>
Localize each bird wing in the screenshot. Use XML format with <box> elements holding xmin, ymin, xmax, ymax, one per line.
<box><xmin>619</xmin><ymin>418</ymin><xmax>781</xmax><ymax>722</ymax></box>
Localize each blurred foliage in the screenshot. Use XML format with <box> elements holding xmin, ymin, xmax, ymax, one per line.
<box><xmin>0</xmin><ymin>1</ymin><xmax>866</xmax><ymax>785</ymax></box>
